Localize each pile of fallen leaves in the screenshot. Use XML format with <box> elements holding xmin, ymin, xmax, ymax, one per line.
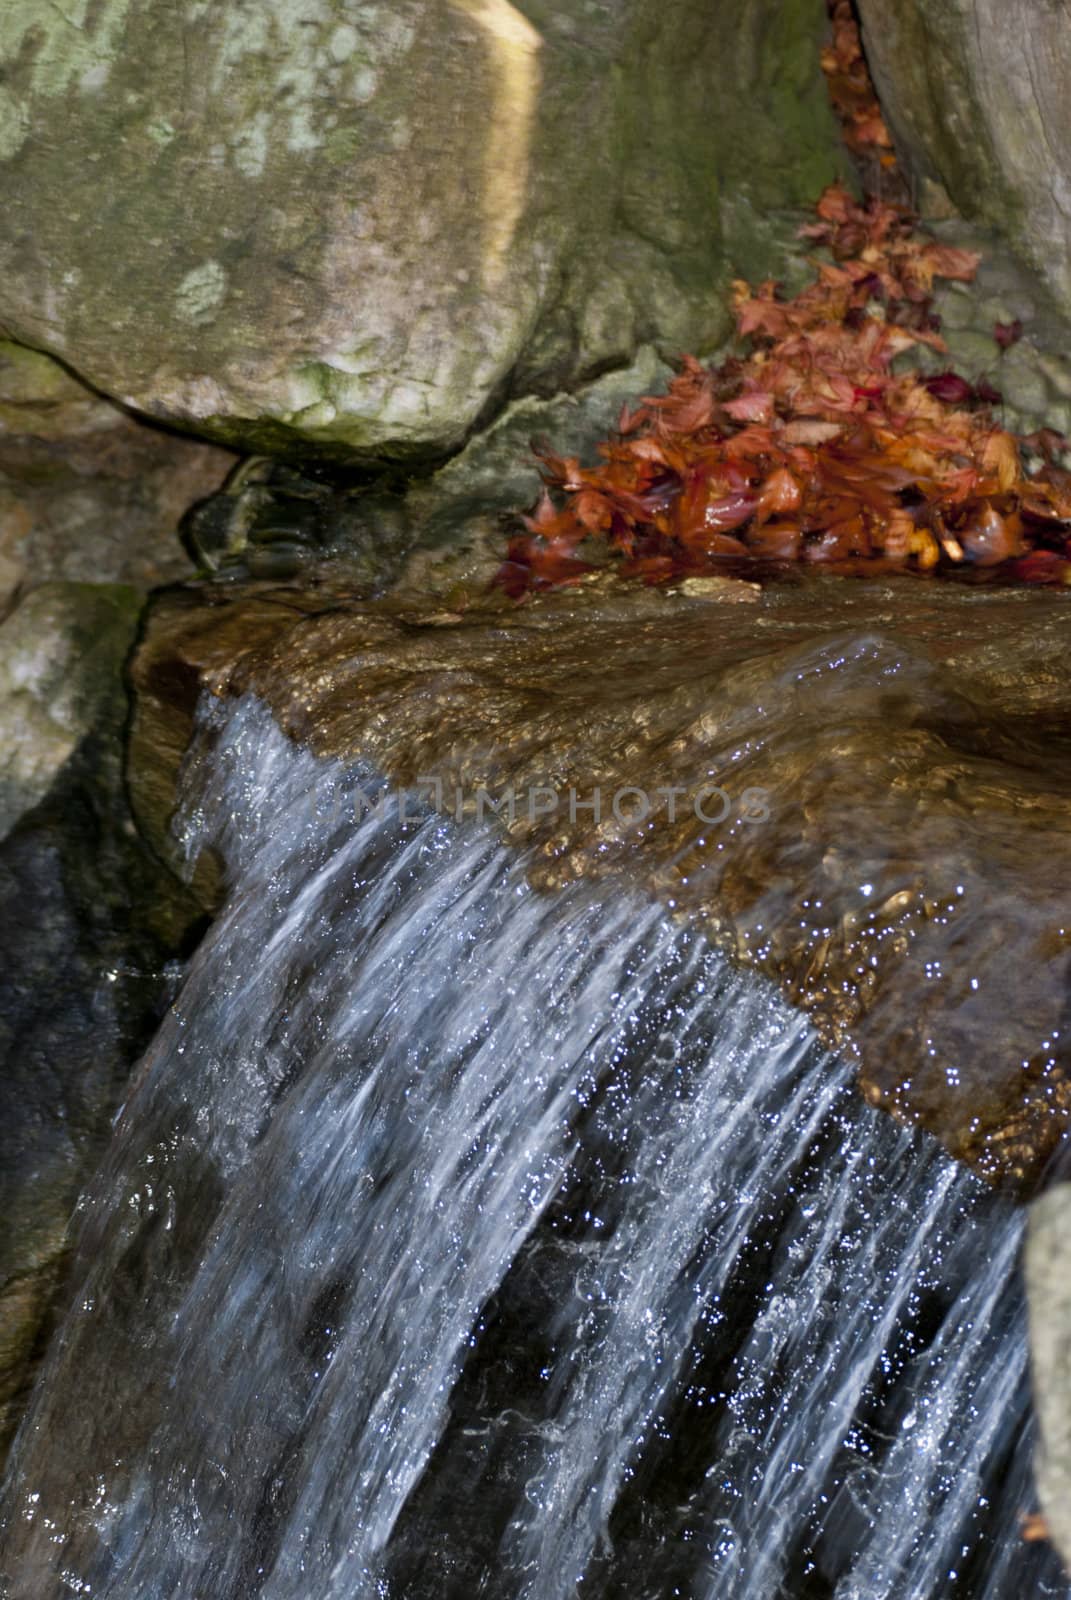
<box><xmin>821</xmin><ymin>0</ymin><xmax>897</xmax><ymax>177</ymax></box>
<box><xmin>497</xmin><ymin>5</ymin><xmax>1071</xmax><ymax>597</ymax></box>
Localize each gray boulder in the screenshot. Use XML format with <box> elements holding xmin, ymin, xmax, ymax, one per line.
<box><xmin>857</xmin><ymin>0</ymin><xmax>1071</xmax><ymax>327</ymax></box>
<box><xmin>0</xmin><ymin>0</ymin><xmax>841</xmax><ymax>463</ymax></box>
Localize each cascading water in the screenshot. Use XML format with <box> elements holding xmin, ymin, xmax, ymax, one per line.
<box><xmin>0</xmin><ymin>695</ymin><xmax>1066</xmax><ymax>1599</ymax></box>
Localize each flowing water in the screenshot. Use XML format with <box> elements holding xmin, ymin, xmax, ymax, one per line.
<box><xmin>0</xmin><ymin>696</ymin><xmax>1066</xmax><ymax>1599</ymax></box>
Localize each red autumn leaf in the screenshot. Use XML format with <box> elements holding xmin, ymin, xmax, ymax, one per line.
<box><xmin>805</xmin><ymin>517</ymin><xmax>870</xmax><ymax>562</ymax></box>
<box><xmin>533</xmin><ymin>449</ymin><xmax>585</xmax><ymax>491</ymax></box>
<box><xmin>703</xmin><ymin>491</ymin><xmax>759</xmax><ymax>532</ymax></box>
<box><xmin>923</xmin><ymin>372</ymin><xmax>975</xmax><ymax>406</ymax></box>
<box><xmin>747</xmin><ymin>521</ymin><xmax>802</xmax><ymax>560</ymax></box>
<box><xmin>813</xmin><ymin>181</ymin><xmax>857</xmax><ymax>226</ymax></box>
<box><xmin>691</xmin><ymin>532</ymin><xmax>750</xmax><ymax>558</ymax></box>
<box><xmin>756</xmin><ymin>467</ymin><xmax>802</xmax><ymax>520</ymax></box>
<box><xmin>1008</xmin><ymin>550</ymin><xmax>1071</xmax><ymax>585</ymax></box>
<box><xmin>723</xmin><ymin>389</ymin><xmax>776</xmax><ymax>423</ymax></box>
<box><xmin>994</xmin><ymin>318</ymin><xmax>1023</xmax><ymax>351</ymax></box>
<box><xmin>676</xmin><ymin>489</ymin><xmax>758</xmax><ymax>546</ymax></box>
<box><xmin>572</xmin><ymin>489</ymin><xmax>613</xmax><ymax>533</ymax></box>
<box><xmin>917</xmin><ymin>243</ymin><xmax>980</xmax><ymax>284</ymax></box>
<box><xmin>494</xmin><ymin>559</ymin><xmax>533</xmax><ymax>599</ymax></box>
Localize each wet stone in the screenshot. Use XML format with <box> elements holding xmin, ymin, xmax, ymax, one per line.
<box><xmin>131</xmin><ymin>571</ymin><xmax>1071</xmax><ymax>1188</ymax></box>
<box><xmin>1027</xmin><ymin>1182</ymin><xmax>1071</xmax><ymax>1571</ymax></box>
<box><xmin>0</xmin><ymin>582</ymin><xmax>202</xmax><ymax>1466</ymax></box>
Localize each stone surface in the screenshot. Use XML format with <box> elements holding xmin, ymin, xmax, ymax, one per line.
<box><xmin>0</xmin><ymin>0</ymin><xmax>842</xmax><ymax>463</ymax></box>
<box><xmin>1027</xmin><ymin>1183</ymin><xmax>1071</xmax><ymax>1573</ymax></box>
<box><xmin>0</xmin><ymin>347</ymin><xmax>227</xmax><ymax>1458</ymax></box>
<box><xmin>0</xmin><ymin>341</ymin><xmax>235</xmax><ymax>600</ymax></box>
<box><xmin>0</xmin><ymin>580</ymin><xmax>201</xmax><ymax>1467</ymax></box>
<box><xmin>131</xmin><ymin>571</ymin><xmax>1071</xmax><ymax>1187</ymax></box>
<box><xmin>179</xmin><ymin>346</ymin><xmax>678</xmax><ymax>590</ymax></box>
<box><xmin>857</xmin><ymin>0</ymin><xmax>1071</xmax><ymax>329</ymax></box>
<box><xmin>0</xmin><ymin>582</ymin><xmax>141</xmax><ymax>838</ymax></box>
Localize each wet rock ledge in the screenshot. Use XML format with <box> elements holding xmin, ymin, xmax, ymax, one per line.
<box><xmin>131</xmin><ymin>569</ymin><xmax>1071</xmax><ymax>1190</ymax></box>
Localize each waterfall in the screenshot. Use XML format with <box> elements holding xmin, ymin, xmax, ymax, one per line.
<box><xmin>0</xmin><ymin>696</ymin><xmax>1066</xmax><ymax>1600</ymax></box>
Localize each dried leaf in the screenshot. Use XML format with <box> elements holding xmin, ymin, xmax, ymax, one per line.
<box><xmin>981</xmin><ymin>430</ymin><xmax>1020</xmax><ymax>492</ymax></box>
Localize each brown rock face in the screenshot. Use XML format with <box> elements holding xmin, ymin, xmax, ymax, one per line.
<box><xmin>131</xmin><ymin>571</ymin><xmax>1071</xmax><ymax>1188</ymax></box>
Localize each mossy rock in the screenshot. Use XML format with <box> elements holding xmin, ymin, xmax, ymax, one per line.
<box><xmin>0</xmin><ymin>0</ymin><xmax>842</xmax><ymax>465</ymax></box>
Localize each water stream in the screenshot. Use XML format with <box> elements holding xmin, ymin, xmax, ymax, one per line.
<box><xmin>0</xmin><ymin>696</ymin><xmax>1066</xmax><ymax>1598</ymax></box>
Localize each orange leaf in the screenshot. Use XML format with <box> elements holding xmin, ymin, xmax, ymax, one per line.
<box><xmin>980</xmin><ymin>429</ymin><xmax>1020</xmax><ymax>492</ymax></box>
<box><xmin>757</xmin><ymin>467</ymin><xmax>802</xmax><ymax>520</ymax></box>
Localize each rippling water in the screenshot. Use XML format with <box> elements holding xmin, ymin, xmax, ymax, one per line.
<box><xmin>0</xmin><ymin>696</ymin><xmax>1065</xmax><ymax>1599</ymax></box>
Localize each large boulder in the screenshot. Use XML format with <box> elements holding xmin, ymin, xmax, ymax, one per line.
<box><xmin>0</xmin><ymin>0</ymin><xmax>841</xmax><ymax>463</ymax></box>
<box><xmin>856</xmin><ymin>1</ymin><xmax>1071</xmax><ymax>325</ymax></box>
